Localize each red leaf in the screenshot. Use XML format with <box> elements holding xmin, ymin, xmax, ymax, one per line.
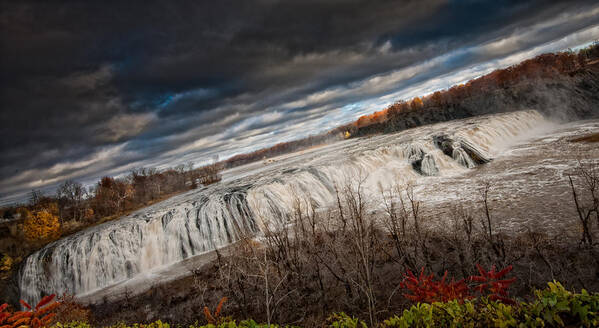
<box><xmin>41</xmin><ymin>313</ymin><xmax>56</xmax><ymax>325</ymax></box>
<box><xmin>496</xmin><ymin>278</ymin><xmax>517</xmax><ymax>285</ymax></box>
<box><xmin>470</xmin><ymin>276</ymin><xmax>487</xmax><ymax>282</ymax></box>
<box><xmin>489</xmin><ymin>265</ymin><xmax>497</xmax><ymax>277</ymax></box>
<box><xmin>475</xmin><ymin>264</ymin><xmax>487</xmax><ymax>278</ymax></box>
<box><xmin>495</xmin><ymin>265</ymin><xmax>513</xmax><ymax>279</ymax></box>
<box><xmin>19</xmin><ymin>300</ymin><xmax>31</xmax><ymax>310</ymax></box>
<box><xmin>31</xmin><ymin>317</ymin><xmax>42</xmax><ymax>328</ymax></box>
<box><xmin>7</xmin><ymin>311</ymin><xmax>32</xmax><ymax>323</ymax></box>
<box><xmin>35</xmin><ymin>294</ymin><xmax>55</xmax><ymax>310</ymax></box>
<box><xmin>10</xmin><ymin>317</ymin><xmax>30</xmax><ymax>327</ymax></box>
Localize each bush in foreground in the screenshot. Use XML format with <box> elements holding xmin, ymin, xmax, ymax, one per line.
<box><xmin>52</xmin><ymin>319</ymin><xmax>285</xmax><ymax>328</ymax></box>
<box><xmin>5</xmin><ymin>281</ymin><xmax>591</xmax><ymax>328</ymax></box>
<box><xmin>379</xmin><ymin>282</ymin><xmax>599</xmax><ymax>328</ymax></box>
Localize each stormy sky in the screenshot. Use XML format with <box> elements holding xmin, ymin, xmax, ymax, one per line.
<box><xmin>1</xmin><ymin>0</ymin><xmax>598</xmax><ymax>205</ymax></box>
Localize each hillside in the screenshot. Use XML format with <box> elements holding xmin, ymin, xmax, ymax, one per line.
<box><xmin>225</xmin><ymin>44</ymin><xmax>599</xmax><ymax>168</ymax></box>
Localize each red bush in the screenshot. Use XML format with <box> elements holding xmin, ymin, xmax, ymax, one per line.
<box><xmin>0</xmin><ymin>294</ymin><xmax>60</xmax><ymax>328</ymax></box>
<box><xmin>470</xmin><ymin>264</ymin><xmax>517</xmax><ymax>304</ymax></box>
<box><xmin>401</xmin><ymin>264</ymin><xmax>516</xmax><ymax>304</ymax></box>
<box><xmin>401</xmin><ymin>268</ymin><xmax>470</xmax><ymax>303</ymax></box>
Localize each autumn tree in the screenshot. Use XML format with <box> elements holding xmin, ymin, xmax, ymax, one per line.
<box><xmin>0</xmin><ymin>254</ymin><xmax>13</xmax><ymax>273</ymax></box>
<box><xmin>20</xmin><ymin>204</ymin><xmax>61</xmax><ymax>242</ymax></box>
<box><xmin>356</xmin><ymin>115</ymin><xmax>370</xmax><ymax>128</ymax></box>
<box><xmin>196</xmin><ymin>162</ymin><xmax>223</xmax><ymax>185</ymax></box>
<box><xmin>56</xmin><ymin>180</ymin><xmax>87</xmax><ymax>221</ymax></box>
<box><xmin>130</xmin><ymin>168</ymin><xmax>152</xmax><ymax>203</ymax></box>
<box><xmin>93</xmin><ymin>177</ymin><xmax>133</xmax><ymax>216</ymax></box>
<box><xmin>410</xmin><ymin>97</ymin><xmax>423</xmax><ymax>110</ymax></box>
<box><xmin>430</xmin><ymin>91</ymin><xmax>444</xmax><ymax>107</ymax></box>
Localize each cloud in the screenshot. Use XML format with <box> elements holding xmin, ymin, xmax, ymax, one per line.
<box><xmin>96</xmin><ymin>112</ymin><xmax>157</xmax><ymax>142</ymax></box>
<box><xmin>0</xmin><ymin>143</ymin><xmax>128</xmax><ymax>196</ymax></box>
<box><xmin>60</xmin><ymin>65</ymin><xmax>114</xmax><ymax>92</ymax></box>
<box><xmin>1</xmin><ymin>0</ymin><xmax>599</xmax><ymax>204</ymax></box>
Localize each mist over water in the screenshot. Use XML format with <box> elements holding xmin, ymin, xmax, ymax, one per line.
<box><xmin>20</xmin><ymin>110</ymin><xmax>590</xmax><ymax>304</ymax></box>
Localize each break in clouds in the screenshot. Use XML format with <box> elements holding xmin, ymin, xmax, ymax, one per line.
<box><xmin>1</xmin><ymin>0</ymin><xmax>599</xmax><ymax>204</ymax></box>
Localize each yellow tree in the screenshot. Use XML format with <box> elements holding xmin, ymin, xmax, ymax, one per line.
<box><xmin>410</xmin><ymin>96</ymin><xmax>423</xmax><ymax>110</ymax></box>
<box><xmin>21</xmin><ymin>204</ymin><xmax>61</xmax><ymax>242</ymax></box>
<box><xmin>0</xmin><ymin>254</ymin><xmax>12</xmax><ymax>273</ymax></box>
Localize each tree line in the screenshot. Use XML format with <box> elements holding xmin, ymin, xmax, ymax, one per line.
<box><xmin>0</xmin><ymin>162</ymin><xmax>224</xmax><ymax>244</ymax></box>
<box><xmin>223</xmin><ymin>42</ymin><xmax>599</xmax><ymax>167</ymax></box>
<box><xmin>342</xmin><ymin>42</ymin><xmax>599</xmax><ymax>136</ymax></box>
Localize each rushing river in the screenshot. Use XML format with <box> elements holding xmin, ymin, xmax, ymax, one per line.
<box><xmin>19</xmin><ymin>110</ymin><xmax>599</xmax><ymax>304</ymax></box>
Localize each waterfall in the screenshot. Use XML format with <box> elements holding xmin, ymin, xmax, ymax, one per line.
<box><xmin>19</xmin><ymin>110</ymin><xmax>555</xmax><ymax>303</ymax></box>
<box><xmin>19</xmin><ymin>187</ymin><xmax>259</xmax><ymax>304</ymax></box>
<box><xmin>453</xmin><ymin>147</ymin><xmax>476</xmax><ymax>168</ymax></box>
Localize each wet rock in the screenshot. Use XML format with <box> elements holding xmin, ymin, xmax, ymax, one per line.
<box><xmin>421</xmin><ymin>153</ymin><xmax>439</xmax><ymax>176</ymax></box>
<box><xmin>433</xmin><ymin>135</ymin><xmax>454</xmax><ymax>157</ymax></box>
<box><xmin>433</xmin><ymin>135</ymin><xmax>491</xmax><ymax>167</ymax></box>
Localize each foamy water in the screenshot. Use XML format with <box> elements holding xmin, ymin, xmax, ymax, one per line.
<box><xmin>19</xmin><ymin>110</ymin><xmax>597</xmax><ymax>304</ymax></box>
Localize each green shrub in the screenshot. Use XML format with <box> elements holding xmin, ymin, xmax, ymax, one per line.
<box><xmin>189</xmin><ymin>319</ymin><xmax>290</xmax><ymax>328</ymax></box>
<box><xmin>382</xmin><ymin>299</ymin><xmax>517</xmax><ymax>328</ymax></box>
<box><xmin>52</xmin><ymin>322</ymin><xmax>93</xmax><ymax>328</ymax></box>
<box><xmin>61</xmin><ymin>320</ymin><xmax>170</xmax><ymax>328</ymax></box>
<box><xmin>49</xmin><ymin>281</ymin><xmax>599</xmax><ymax>328</ymax></box>
<box><xmin>525</xmin><ymin>281</ymin><xmax>599</xmax><ymax>327</ymax></box>
<box><xmin>327</xmin><ymin>312</ymin><xmax>367</xmax><ymax>328</ymax></box>
<box><xmin>383</xmin><ymin>281</ymin><xmax>599</xmax><ymax>328</ymax></box>
<box><xmin>53</xmin><ymin>319</ymin><xmax>289</xmax><ymax>328</ymax></box>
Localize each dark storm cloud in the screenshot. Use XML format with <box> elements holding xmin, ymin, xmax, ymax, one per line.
<box><xmin>1</xmin><ymin>0</ymin><xmax>599</xmax><ymax>203</ymax></box>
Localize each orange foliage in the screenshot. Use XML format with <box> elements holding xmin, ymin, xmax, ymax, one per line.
<box><xmin>83</xmin><ymin>208</ymin><xmax>94</xmax><ymax>220</ymax></box>
<box><xmin>94</xmin><ymin>177</ymin><xmax>134</xmax><ymax>215</ymax></box>
<box><xmin>430</xmin><ymin>91</ymin><xmax>444</xmax><ymax>106</ymax></box>
<box><xmin>203</xmin><ymin>297</ymin><xmax>228</xmax><ymax>324</ymax></box>
<box><xmin>355</xmin><ymin>109</ymin><xmax>388</xmax><ymax>128</ymax></box>
<box><xmin>0</xmin><ymin>294</ymin><xmax>60</xmax><ymax>328</ymax></box>
<box><xmin>342</xmin><ymin>46</ymin><xmax>596</xmax><ymax>134</ymax></box>
<box><xmin>0</xmin><ymin>303</ymin><xmax>9</xmax><ymax>326</ymax></box>
<box><xmin>21</xmin><ymin>205</ymin><xmax>61</xmax><ymax>242</ymax></box>
<box><xmin>222</xmin><ymin>45</ymin><xmax>594</xmax><ymax>163</ymax></box>
<box><xmin>410</xmin><ymin>97</ymin><xmax>423</xmax><ymax>109</ymax></box>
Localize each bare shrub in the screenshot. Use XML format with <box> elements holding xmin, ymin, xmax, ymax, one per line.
<box><xmin>90</xmin><ymin>178</ymin><xmax>599</xmax><ymax>327</ymax></box>
<box><xmin>567</xmin><ymin>160</ymin><xmax>598</xmax><ymax>247</ymax></box>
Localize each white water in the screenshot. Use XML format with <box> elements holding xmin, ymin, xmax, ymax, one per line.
<box><xmin>19</xmin><ymin>110</ymin><xmax>561</xmax><ymax>303</ymax></box>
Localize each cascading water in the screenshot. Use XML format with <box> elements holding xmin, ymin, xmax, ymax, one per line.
<box><xmin>19</xmin><ymin>109</ymin><xmax>555</xmax><ymax>304</ymax></box>
<box><xmin>19</xmin><ymin>187</ymin><xmax>259</xmax><ymax>304</ymax></box>
<box><xmin>453</xmin><ymin>147</ymin><xmax>477</xmax><ymax>168</ymax></box>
